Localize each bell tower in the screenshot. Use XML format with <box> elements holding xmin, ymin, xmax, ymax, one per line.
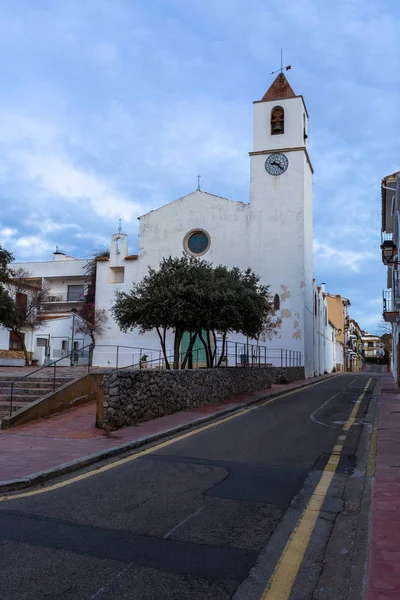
<box><xmin>249</xmin><ymin>72</ymin><xmax>314</xmax><ymax>377</ymax></box>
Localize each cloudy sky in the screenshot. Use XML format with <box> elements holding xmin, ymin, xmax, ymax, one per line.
<box><xmin>0</xmin><ymin>0</ymin><xmax>398</xmax><ymax>333</ymax></box>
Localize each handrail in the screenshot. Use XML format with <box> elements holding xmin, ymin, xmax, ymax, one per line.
<box><xmin>9</xmin><ymin>343</ymin><xmax>93</xmax><ymax>416</ymax></box>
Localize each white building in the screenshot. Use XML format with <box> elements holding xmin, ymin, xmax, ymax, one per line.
<box><xmin>381</xmin><ymin>171</ymin><xmax>400</xmax><ymax>381</ymax></box>
<box><xmin>2</xmin><ymin>73</ymin><xmax>336</xmax><ymax>376</ymax></box>
<box><xmin>93</xmin><ymin>73</ymin><xmax>324</xmax><ymax>377</ymax></box>
<box><xmin>361</xmin><ymin>331</ymin><xmax>384</xmax><ymax>359</ymax></box>
<box><xmin>0</xmin><ymin>250</ymin><xmax>91</xmax><ymax>366</ymax></box>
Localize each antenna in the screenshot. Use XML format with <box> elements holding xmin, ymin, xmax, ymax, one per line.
<box><xmin>118</xmin><ymin>218</ymin><xmax>122</xmax><ymax>234</ymax></box>
<box><xmin>197</xmin><ymin>174</ymin><xmax>201</xmax><ymax>191</ymax></box>
<box><xmin>271</xmin><ymin>49</ymin><xmax>292</xmax><ymax>75</ymax></box>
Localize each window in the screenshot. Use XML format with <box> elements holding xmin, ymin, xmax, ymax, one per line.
<box><xmin>9</xmin><ymin>331</ymin><xmax>24</xmax><ymax>350</ymax></box>
<box><xmin>110</xmin><ymin>266</ymin><xmax>125</xmax><ymax>284</ymax></box>
<box><xmin>16</xmin><ymin>292</ymin><xmax>27</xmax><ymax>306</ymax></box>
<box><xmin>183</xmin><ymin>229</ymin><xmax>211</xmax><ymax>257</ymax></box>
<box><xmin>274</xmin><ymin>294</ymin><xmax>280</xmax><ymax>311</ymax></box>
<box><xmin>271</xmin><ymin>106</ymin><xmax>284</xmax><ymax>135</ymax></box>
<box><xmin>67</xmin><ymin>285</ymin><xmax>84</xmax><ymax>302</ymax></box>
<box><xmin>368</xmin><ymin>342</ymin><xmax>374</xmax><ymax>348</ymax></box>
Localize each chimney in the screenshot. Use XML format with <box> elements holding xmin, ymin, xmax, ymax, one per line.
<box><xmin>53</xmin><ymin>246</ymin><xmax>66</xmax><ymax>261</ymax></box>
<box><xmin>320</xmin><ymin>283</ymin><xmax>326</xmax><ymax>293</ymax></box>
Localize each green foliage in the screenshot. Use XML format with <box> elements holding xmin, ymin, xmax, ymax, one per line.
<box><xmin>0</xmin><ymin>245</ymin><xmax>13</xmax><ymax>285</ymax></box>
<box><xmin>112</xmin><ymin>254</ymin><xmax>280</xmax><ymax>369</ymax></box>
<box><xmin>0</xmin><ymin>245</ymin><xmax>14</xmax><ymax>325</ymax></box>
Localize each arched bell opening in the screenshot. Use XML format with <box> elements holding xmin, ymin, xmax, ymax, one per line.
<box><xmin>271</xmin><ymin>106</ymin><xmax>284</xmax><ymax>135</ymax></box>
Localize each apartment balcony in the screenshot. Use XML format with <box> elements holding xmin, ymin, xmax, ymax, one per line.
<box><xmin>43</xmin><ymin>294</ymin><xmax>84</xmax><ymax>304</ymax></box>
<box><xmin>383</xmin><ymin>290</ymin><xmax>398</xmax><ymax>323</ymax></box>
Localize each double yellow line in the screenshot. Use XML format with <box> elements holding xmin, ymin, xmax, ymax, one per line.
<box><xmin>261</xmin><ymin>378</ymin><xmax>372</xmax><ymax>600</ymax></box>
<box><xmin>0</xmin><ymin>377</ymin><xmax>330</xmax><ymax>503</ymax></box>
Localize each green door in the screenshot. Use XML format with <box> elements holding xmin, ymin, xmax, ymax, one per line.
<box><xmin>181</xmin><ymin>332</ymin><xmax>207</xmax><ymax>367</ymax></box>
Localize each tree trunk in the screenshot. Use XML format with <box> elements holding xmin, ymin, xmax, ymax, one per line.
<box><xmin>156</xmin><ymin>327</ymin><xmax>170</xmax><ymax>369</ymax></box>
<box><xmin>198</xmin><ymin>331</ymin><xmax>212</xmax><ymax>368</ymax></box>
<box><xmin>217</xmin><ymin>332</ymin><xmax>227</xmax><ymax>367</ymax></box>
<box><xmin>15</xmin><ymin>330</ymin><xmax>30</xmax><ymax>366</ymax></box>
<box><xmin>89</xmin><ymin>338</ymin><xmax>95</xmax><ymax>367</ymax></box>
<box><xmin>173</xmin><ymin>328</ymin><xmax>183</xmax><ymax>370</ymax></box>
<box><xmin>181</xmin><ymin>333</ymin><xmax>197</xmax><ymax>369</ymax></box>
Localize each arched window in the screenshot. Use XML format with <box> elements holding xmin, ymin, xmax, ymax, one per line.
<box><xmin>274</xmin><ymin>293</ymin><xmax>280</xmax><ymax>311</ymax></box>
<box><xmin>271</xmin><ymin>106</ymin><xmax>284</xmax><ymax>135</ymax></box>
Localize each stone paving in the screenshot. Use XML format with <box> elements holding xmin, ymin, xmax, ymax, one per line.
<box><xmin>367</xmin><ymin>374</ymin><xmax>400</xmax><ymax>600</ymax></box>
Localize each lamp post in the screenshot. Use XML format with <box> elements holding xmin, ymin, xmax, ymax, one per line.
<box><xmin>381</xmin><ymin>240</ymin><xmax>398</xmax><ymax>265</ymax></box>
<box><xmin>70</xmin><ymin>309</ymin><xmax>77</xmax><ymax>366</ymax></box>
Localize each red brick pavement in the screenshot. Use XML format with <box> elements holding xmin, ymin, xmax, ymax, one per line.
<box><xmin>367</xmin><ymin>374</ymin><xmax>400</xmax><ymax>599</ymax></box>
<box><xmin>0</xmin><ymin>376</ymin><xmax>326</xmax><ymax>484</ymax></box>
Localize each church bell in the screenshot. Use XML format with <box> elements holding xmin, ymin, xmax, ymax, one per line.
<box><xmin>271</xmin><ymin>120</ymin><xmax>284</xmax><ymax>134</ymax></box>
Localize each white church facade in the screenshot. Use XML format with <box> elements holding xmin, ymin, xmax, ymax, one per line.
<box><xmin>1</xmin><ymin>73</ymin><xmax>337</xmax><ymax>376</ymax></box>
<box><xmin>93</xmin><ymin>74</ymin><xmax>318</xmax><ymax>376</ymax></box>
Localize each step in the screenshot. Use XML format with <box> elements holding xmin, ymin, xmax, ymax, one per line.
<box><xmin>0</xmin><ymin>386</ymin><xmax>53</xmax><ymax>397</ymax></box>
<box><xmin>0</xmin><ymin>379</ymin><xmax>74</xmax><ymax>390</ymax></box>
<box><xmin>0</xmin><ymin>375</ymin><xmax>74</xmax><ymax>383</ymax></box>
<box><xmin>0</xmin><ymin>394</ymin><xmax>43</xmax><ymax>404</ymax></box>
<box><xmin>0</xmin><ymin>380</ymin><xmax>54</xmax><ymax>390</ymax></box>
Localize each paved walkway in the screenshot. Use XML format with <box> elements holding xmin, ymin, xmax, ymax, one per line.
<box><xmin>0</xmin><ymin>376</ymin><xmax>329</xmax><ymax>485</ymax></box>
<box><xmin>367</xmin><ymin>373</ymin><xmax>400</xmax><ymax>600</ymax></box>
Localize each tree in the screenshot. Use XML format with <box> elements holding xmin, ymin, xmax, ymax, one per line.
<box><xmin>71</xmin><ymin>245</ymin><xmax>110</xmax><ymax>364</ymax></box>
<box><xmin>0</xmin><ymin>269</ymin><xmax>48</xmax><ymax>365</ymax></box>
<box><xmin>74</xmin><ymin>306</ymin><xmax>108</xmax><ymax>364</ymax></box>
<box><xmin>0</xmin><ymin>245</ymin><xmax>14</xmax><ymax>324</ymax></box>
<box><xmin>112</xmin><ymin>254</ymin><xmax>280</xmax><ymax>369</ymax></box>
<box><xmin>0</xmin><ymin>245</ymin><xmax>13</xmax><ymax>285</ymax></box>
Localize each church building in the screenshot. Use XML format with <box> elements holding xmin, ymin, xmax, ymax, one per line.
<box><xmin>93</xmin><ymin>73</ymin><xmax>317</xmax><ymax>376</ymax></box>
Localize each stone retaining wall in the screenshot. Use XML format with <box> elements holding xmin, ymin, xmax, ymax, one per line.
<box><xmin>101</xmin><ymin>366</ymin><xmax>305</xmax><ymax>429</ymax></box>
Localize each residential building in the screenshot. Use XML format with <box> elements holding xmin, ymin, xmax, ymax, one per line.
<box><xmin>0</xmin><ymin>250</ymin><xmax>91</xmax><ymax>366</ymax></box>
<box><xmin>325</xmin><ymin>293</ymin><xmax>351</xmax><ymax>371</ymax></box>
<box><xmin>347</xmin><ymin>319</ymin><xmax>365</xmax><ymax>372</ymax></box>
<box><xmin>381</xmin><ymin>171</ymin><xmax>399</xmax><ymax>382</ymax></box>
<box><xmin>361</xmin><ymin>331</ymin><xmax>384</xmax><ymax>359</ymax></box>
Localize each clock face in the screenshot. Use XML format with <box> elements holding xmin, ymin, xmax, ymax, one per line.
<box><xmin>265</xmin><ymin>153</ymin><xmax>289</xmax><ymax>176</ymax></box>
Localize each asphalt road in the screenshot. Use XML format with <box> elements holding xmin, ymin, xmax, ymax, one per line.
<box><xmin>0</xmin><ymin>372</ymin><xmax>377</xmax><ymax>600</ymax></box>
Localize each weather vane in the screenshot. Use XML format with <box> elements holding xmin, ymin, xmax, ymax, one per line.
<box><xmin>271</xmin><ymin>49</ymin><xmax>291</xmax><ymax>75</ymax></box>
<box><xmin>118</xmin><ymin>218</ymin><xmax>122</xmax><ymax>234</ymax></box>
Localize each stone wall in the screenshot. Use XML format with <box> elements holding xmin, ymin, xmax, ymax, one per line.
<box><xmin>101</xmin><ymin>366</ymin><xmax>305</xmax><ymax>429</ymax></box>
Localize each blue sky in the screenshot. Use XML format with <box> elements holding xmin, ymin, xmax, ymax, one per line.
<box><xmin>0</xmin><ymin>0</ymin><xmax>398</xmax><ymax>333</ymax></box>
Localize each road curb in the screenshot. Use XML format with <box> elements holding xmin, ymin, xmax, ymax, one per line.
<box><xmin>0</xmin><ymin>373</ymin><xmax>338</xmax><ymax>493</ymax></box>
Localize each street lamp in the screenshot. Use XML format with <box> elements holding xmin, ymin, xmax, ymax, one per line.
<box><xmin>70</xmin><ymin>309</ymin><xmax>77</xmax><ymax>366</ymax></box>
<box><xmin>381</xmin><ymin>240</ymin><xmax>398</xmax><ymax>265</ymax></box>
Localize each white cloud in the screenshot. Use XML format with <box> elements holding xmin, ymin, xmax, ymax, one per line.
<box><xmin>314</xmin><ymin>239</ymin><xmax>376</xmax><ymax>273</ymax></box>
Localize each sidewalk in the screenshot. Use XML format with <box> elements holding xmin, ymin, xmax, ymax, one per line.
<box><xmin>367</xmin><ymin>373</ymin><xmax>400</xmax><ymax>599</ymax></box>
<box><xmin>0</xmin><ymin>374</ymin><xmax>333</xmax><ymax>490</ymax></box>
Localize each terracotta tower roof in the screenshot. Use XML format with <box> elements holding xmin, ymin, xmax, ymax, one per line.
<box><xmin>261</xmin><ymin>72</ymin><xmax>296</xmax><ymax>102</ymax></box>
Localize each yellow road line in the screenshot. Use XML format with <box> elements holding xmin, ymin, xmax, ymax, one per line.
<box><xmin>261</xmin><ymin>378</ymin><xmax>371</xmax><ymax>600</ymax></box>
<box><xmin>0</xmin><ymin>377</ymin><xmax>331</xmax><ymax>503</ymax></box>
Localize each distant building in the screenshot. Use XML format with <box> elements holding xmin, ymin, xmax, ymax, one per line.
<box><xmin>0</xmin><ymin>249</ymin><xmax>91</xmax><ymax>366</ymax></box>
<box><xmin>361</xmin><ymin>331</ymin><xmax>384</xmax><ymax>359</ymax></box>
<box><xmin>380</xmin><ymin>171</ymin><xmax>399</xmax><ymax>380</ymax></box>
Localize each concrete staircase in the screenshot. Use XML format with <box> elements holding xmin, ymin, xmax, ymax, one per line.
<box><xmin>0</xmin><ymin>374</ymin><xmax>75</xmax><ymax>420</ymax></box>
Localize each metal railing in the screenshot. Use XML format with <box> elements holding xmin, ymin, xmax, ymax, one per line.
<box><xmin>8</xmin><ymin>344</ymin><xmax>92</xmax><ymax>416</ymax></box>
<box><xmin>5</xmin><ymin>341</ymin><xmax>302</xmax><ymax>417</ymax></box>
<box><xmin>43</xmin><ymin>294</ymin><xmax>84</xmax><ymax>303</ymax></box>
<box><xmin>383</xmin><ymin>290</ymin><xmax>394</xmax><ymax>313</ymax></box>
<box><xmin>93</xmin><ymin>341</ymin><xmax>302</xmax><ymax>370</ymax></box>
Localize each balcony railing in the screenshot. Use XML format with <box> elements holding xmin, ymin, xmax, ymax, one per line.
<box><xmin>43</xmin><ymin>294</ymin><xmax>84</xmax><ymax>303</ymax></box>
<box><xmin>383</xmin><ymin>290</ymin><xmax>398</xmax><ymax>322</ymax></box>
